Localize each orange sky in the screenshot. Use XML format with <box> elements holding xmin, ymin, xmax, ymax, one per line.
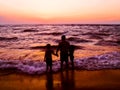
<box><xmin>0</xmin><ymin>0</ymin><xmax>120</xmax><ymax>24</ymax></box>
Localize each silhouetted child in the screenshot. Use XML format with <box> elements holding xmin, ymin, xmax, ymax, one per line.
<box><xmin>69</xmin><ymin>45</ymin><xmax>75</xmax><ymax>69</ymax></box>
<box><xmin>44</xmin><ymin>44</ymin><xmax>57</xmax><ymax>72</ymax></box>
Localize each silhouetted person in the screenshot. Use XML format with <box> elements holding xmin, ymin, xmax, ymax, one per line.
<box><xmin>56</xmin><ymin>35</ymin><xmax>70</xmax><ymax>70</ymax></box>
<box><xmin>69</xmin><ymin>45</ymin><xmax>75</xmax><ymax>69</ymax></box>
<box><xmin>46</xmin><ymin>72</ymin><xmax>53</xmax><ymax>90</ymax></box>
<box><xmin>44</xmin><ymin>44</ymin><xmax>57</xmax><ymax>72</ymax></box>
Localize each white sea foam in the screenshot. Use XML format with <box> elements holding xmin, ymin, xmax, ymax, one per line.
<box><xmin>0</xmin><ymin>51</ymin><xmax>120</xmax><ymax>74</ymax></box>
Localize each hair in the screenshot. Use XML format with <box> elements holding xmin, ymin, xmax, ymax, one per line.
<box><xmin>61</xmin><ymin>35</ymin><xmax>66</xmax><ymax>41</ymax></box>
<box><xmin>46</xmin><ymin>44</ymin><xmax>51</xmax><ymax>49</ymax></box>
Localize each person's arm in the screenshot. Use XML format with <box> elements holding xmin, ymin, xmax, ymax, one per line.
<box><xmin>68</xmin><ymin>42</ymin><xmax>70</xmax><ymax>55</ymax></box>
<box><xmin>44</xmin><ymin>51</ymin><xmax>46</xmax><ymax>61</ymax></box>
<box><xmin>56</xmin><ymin>43</ymin><xmax>60</xmax><ymax>55</ymax></box>
<box><xmin>52</xmin><ymin>50</ymin><xmax>58</xmax><ymax>57</ymax></box>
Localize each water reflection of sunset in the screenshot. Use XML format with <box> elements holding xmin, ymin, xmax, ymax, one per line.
<box><xmin>0</xmin><ymin>45</ymin><xmax>119</xmax><ymax>61</ymax></box>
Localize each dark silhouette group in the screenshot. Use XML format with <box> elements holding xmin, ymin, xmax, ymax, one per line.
<box><xmin>44</xmin><ymin>35</ymin><xmax>75</xmax><ymax>72</ymax></box>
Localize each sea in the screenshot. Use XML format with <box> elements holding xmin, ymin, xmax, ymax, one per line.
<box><xmin>0</xmin><ymin>24</ymin><xmax>120</xmax><ymax>74</ymax></box>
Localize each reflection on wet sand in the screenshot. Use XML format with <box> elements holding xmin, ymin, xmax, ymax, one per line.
<box><xmin>1</xmin><ymin>70</ymin><xmax>120</xmax><ymax>90</ymax></box>
<box><xmin>46</xmin><ymin>72</ymin><xmax>53</xmax><ymax>90</ymax></box>
<box><xmin>60</xmin><ymin>70</ymin><xmax>75</xmax><ymax>90</ymax></box>
<box><xmin>45</xmin><ymin>70</ymin><xmax>75</xmax><ymax>90</ymax></box>
<box><xmin>44</xmin><ymin>70</ymin><xmax>120</xmax><ymax>90</ymax></box>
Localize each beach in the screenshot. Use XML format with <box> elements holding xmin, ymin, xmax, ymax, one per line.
<box><xmin>0</xmin><ymin>51</ymin><xmax>120</xmax><ymax>90</ymax></box>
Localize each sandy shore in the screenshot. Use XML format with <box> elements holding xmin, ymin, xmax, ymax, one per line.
<box><xmin>0</xmin><ymin>69</ymin><xmax>120</xmax><ymax>90</ymax></box>
<box><xmin>0</xmin><ymin>44</ymin><xmax>120</xmax><ymax>90</ymax></box>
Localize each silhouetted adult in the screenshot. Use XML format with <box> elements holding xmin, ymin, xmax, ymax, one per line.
<box><xmin>56</xmin><ymin>35</ymin><xmax>70</xmax><ymax>69</ymax></box>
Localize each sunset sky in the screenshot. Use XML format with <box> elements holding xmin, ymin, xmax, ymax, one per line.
<box><xmin>0</xmin><ymin>0</ymin><xmax>120</xmax><ymax>24</ymax></box>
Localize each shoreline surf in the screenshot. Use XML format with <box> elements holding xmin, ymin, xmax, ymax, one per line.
<box><xmin>0</xmin><ymin>51</ymin><xmax>120</xmax><ymax>75</ymax></box>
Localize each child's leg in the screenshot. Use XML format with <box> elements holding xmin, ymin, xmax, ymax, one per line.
<box><xmin>61</xmin><ymin>60</ymin><xmax>63</xmax><ymax>70</ymax></box>
<box><xmin>50</xmin><ymin>65</ymin><xmax>52</xmax><ymax>72</ymax></box>
<box><xmin>49</xmin><ymin>61</ymin><xmax>52</xmax><ymax>72</ymax></box>
<box><xmin>46</xmin><ymin>63</ymin><xmax>49</xmax><ymax>71</ymax></box>
<box><xmin>65</xmin><ymin>59</ymin><xmax>68</xmax><ymax>69</ymax></box>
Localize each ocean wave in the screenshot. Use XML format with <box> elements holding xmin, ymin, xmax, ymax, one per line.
<box><xmin>34</xmin><ymin>32</ymin><xmax>66</xmax><ymax>36</ymax></box>
<box><xmin>68</xmin><ymin>37</ymin><xmax>93</xmax><ymax>43</ymax></box>
<box><xmin>95</xmin><ymin>40</ymin><xmax>120</xmax><ymax>46</ymax></box>
<box><xmin>30</xmin><ymin>45</ymin><xmax>84</xmax><ymax>50</ymax></box>
<box><xmin>82</xmin><ymin>32</ymin><xmax>110</xmax><ymax>36</ymax></box>
<box><xmin>22</xmin><ymin>29</ymin><xmax>38</xmax><ymax>32</ymax></box>
<box><xmin>0</xmin><ymin>52</ymin><xmax>120</xmax><ymax>75</ymax></box>
<box><xmin>30</xmin><ymin>45</ymin><xmax>57</xmax><ymax>50</ymax></box>
<box><xmin>0</xmin><ymin>37</ymin><xmax>18</xmax><ymax>41</ymax></box>
<box><xmin>89</xmin><ymin>35</ymin><xmax>103</xmax><ymax>39</ymax></box>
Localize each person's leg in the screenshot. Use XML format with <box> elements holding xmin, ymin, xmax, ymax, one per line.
<box><xmin>70</xmin><ymin>56</ymin><xmax>74</xmax><ymax>69</ymax></box>
<box><xmin>50</xmin><ymin>61</ymin><xmax>52</xmax><ymax>72</ymax></box>
<box><xmin>65</xmin><ymin>55</ymin><xmax>69</xmax><ymax>69</ymax></box>
<box><xmin>66</xmin><ymin>59</ymin><xmax>68</xmax><ymax>69</ymax></box>
<box><xmin>60</xmin><ymin>54</ymin><xmax>63</xmax><ymax>70</ymax></box>
<box><xmin>46</xmin><ymin>64</ymin><xmax>48</xmax><ymax>72</ymax></box>
<box><xmin>50</xmin><ymin>65</ymin><xmax>52</xmax><ymax>72</ymax></box>
<box><xmin>61</xmin><ymin>60</ymin><xmax>63</xmax><ymax>70</ymax></box>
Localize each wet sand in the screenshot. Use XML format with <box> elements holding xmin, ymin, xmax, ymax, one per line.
<box><xmin>0</xmin><ymin>69</ymin><xmax>120</xmax><ymax>90</ymax></box>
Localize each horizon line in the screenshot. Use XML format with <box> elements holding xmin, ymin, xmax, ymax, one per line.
<box><xmin>0</xmin><ymin>23</ymin><xmax>120</xmax><ymax>25</ymax></box>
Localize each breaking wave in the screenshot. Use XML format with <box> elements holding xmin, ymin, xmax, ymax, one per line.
<box><xmin>0</xmin><ymin>52</ymin><xmax>120</xmax><ymax>75</ymax></box>
<box><xmin>0</xmin><ymin>37</ymin><xmax>18</xmax><ymax>41</ymax></box>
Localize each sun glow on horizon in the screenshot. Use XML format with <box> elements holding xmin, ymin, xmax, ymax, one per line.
<box><xmin>0</xmin><ymin>0</ymin><xmax>120</xmax><ymax>24</ymax></box>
